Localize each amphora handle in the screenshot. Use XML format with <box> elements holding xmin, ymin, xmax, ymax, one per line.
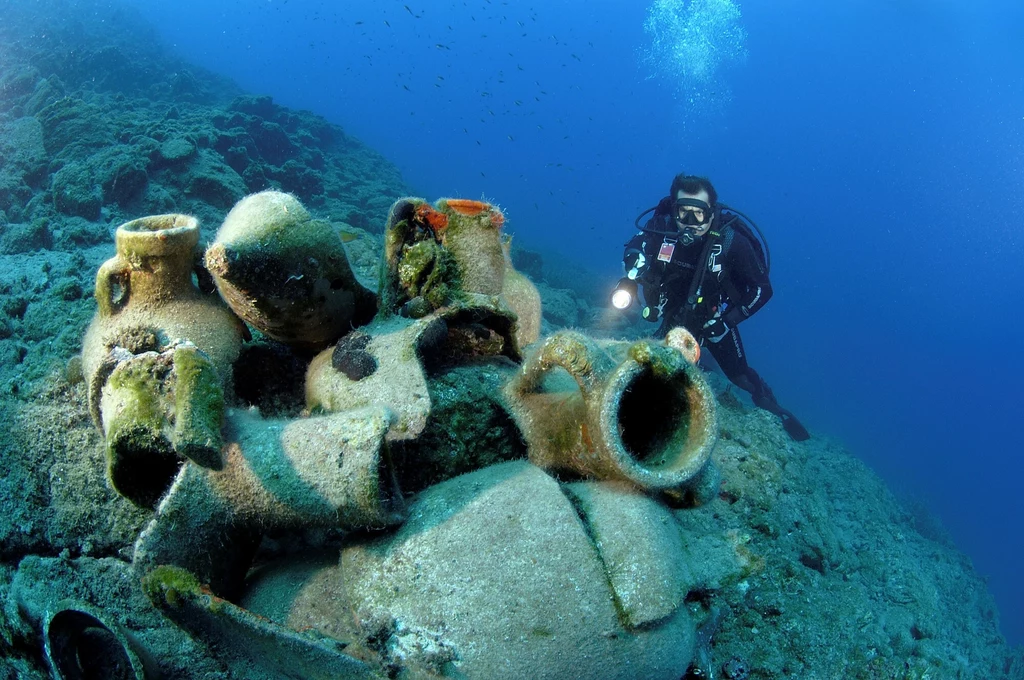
<box><xmin>95</xmin><ymin>257</ymin><xmax>132</xmax><ymax>317</ymax></box>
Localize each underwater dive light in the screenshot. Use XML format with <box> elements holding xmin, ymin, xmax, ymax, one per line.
<box><xmin>611</xmin><ymin>277</ymin><xmax>638</xmax><ymax>310</ymax></box>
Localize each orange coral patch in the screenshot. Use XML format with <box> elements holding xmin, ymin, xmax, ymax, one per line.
<box><xmin>445</xmin><ymin>198</ymin><xmax>490</xmax><ymax>217</ymax></box>
<box><xmin>415</xmin><ymin>203</ymin><xmax>449</xmax><ymax>235</ymax></box>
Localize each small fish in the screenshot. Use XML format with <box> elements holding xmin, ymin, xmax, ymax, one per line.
<box><xmin>507</xmin><ymin>135</ymin><xmax>514</xmax><ymax>141</ymax></box>
<box><xmin>338</xmin><ymin>230</ymin><xmax>360</xmax><ymax>243</ymax></box>
<box><xmin>384</xmin><ymin>19</ymin><xmax>390</xmax><ymax>27</ymax></box>
<box><xmin>404</xmin><ymin>4</ymin><xmax>413</xmax><ymax>14</ymax></box>
<box><xmin>355</xmin><ymin>20</ymin><xmax>363</xmax><ymax>25</ymax></box>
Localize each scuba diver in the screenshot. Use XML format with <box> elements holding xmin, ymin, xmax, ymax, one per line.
<box><xmin>613</xmin><ymin>173</ymin><xmax>811</xmax><ymax>442</ymax></box>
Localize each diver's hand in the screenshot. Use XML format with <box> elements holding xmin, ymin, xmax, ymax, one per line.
<box><xmin>702</xmin><ymin>317</ymin><xmax>730</xmax><ymax>343</ymax></box>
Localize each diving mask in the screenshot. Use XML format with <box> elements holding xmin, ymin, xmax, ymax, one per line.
<box><xmin>675</xmin><ymin>198</ymin><xmax>712</xmax><ymax>245</ymax></box>
<box><xmin>675</xmin><ymin>198</ymin><xmax>712</xmax><ymax>226</ymax></box>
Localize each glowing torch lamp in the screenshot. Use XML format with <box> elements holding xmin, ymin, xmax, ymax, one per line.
<box><xmin>611</xmin><ymin>277</ymin><xmax>638</xmax><ymax>310</ymax></box>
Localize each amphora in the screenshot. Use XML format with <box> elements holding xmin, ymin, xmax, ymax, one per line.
<box><xmin>81</xmin><ymin>214</ymin><xmax>244</xmax><ymax>506</ymax></box>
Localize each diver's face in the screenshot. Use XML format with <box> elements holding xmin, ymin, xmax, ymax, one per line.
<box><xmin>674</xmin><ymin>188</ymin><xmax>714</xmax><ymax>238</ymax></box>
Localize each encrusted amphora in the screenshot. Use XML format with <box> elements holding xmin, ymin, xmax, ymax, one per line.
<box><xmin>81</xmin><ymin>214</ymin><xmax>244</xmax><ymax>507</ymax></box>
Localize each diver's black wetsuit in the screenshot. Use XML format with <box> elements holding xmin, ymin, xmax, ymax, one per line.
<box><xmin>622</xmin><ymin>198</ymin><xmax>810</xmax><ymax>441</ymax></box>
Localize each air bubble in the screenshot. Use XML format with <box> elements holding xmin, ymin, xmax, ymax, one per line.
<box><xmin>640</xmin><ymin>0</ymin><xmax>748</xmax><ymax>120</ymax></box>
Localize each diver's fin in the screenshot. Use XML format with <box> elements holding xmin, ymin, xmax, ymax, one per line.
<box><xmin>781</xmin><ymin>412</ymin><xmax>810</xmax><ymax>442</ymax></box>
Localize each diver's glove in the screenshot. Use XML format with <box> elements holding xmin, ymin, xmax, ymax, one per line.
<box><xmin>702</xmin><ymin>316</ymin><xmax>730</xmax><ymax>343</ymax></box>
<box><xmin>723</xmin><ymin>306</ymin><xmax>748</xmax><ymax>328</ymax></box>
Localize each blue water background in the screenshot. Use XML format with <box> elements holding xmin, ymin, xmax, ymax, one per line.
<box><xmin>122</xmin><ymin>0</ymin><xmax>1024</xmax><ymax>644</ymax></box>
